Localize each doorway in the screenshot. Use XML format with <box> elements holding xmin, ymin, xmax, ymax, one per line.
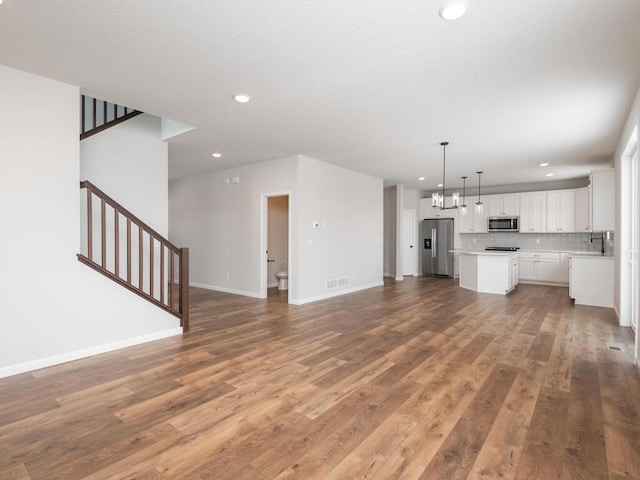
<box><xmin>262</xmin><ymin>194</ymin><xmax>290</xmax><ymax>300</ymax></box>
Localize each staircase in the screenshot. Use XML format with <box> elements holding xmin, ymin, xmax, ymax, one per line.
<box><xmin>78</xmin><ymin>181</ymin><xmax>189</xmax><ymax>332</ymax></box>
<box><xmin>78</xmin><ymin>95</ymin><xmax>189</xmax><ymax>332</ymax></box>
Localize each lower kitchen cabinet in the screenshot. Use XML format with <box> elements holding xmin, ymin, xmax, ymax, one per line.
<box><xmin>518</xmin><ymin>251</ymin><xmax>563</xmax><ymax>284</ymax></box>
<box><xmin>569</xmin><ymin>255</ymin><xmax>613</xmax><ymax>307</ymax></box>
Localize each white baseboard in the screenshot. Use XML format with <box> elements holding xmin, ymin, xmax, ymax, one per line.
<box><xmin>290</xmin><ymin>281</ymin><xmax>384</xmax><ymax>305</ymax></box>
<box><xmin>268</xmin><ymin>281</ymin><xmax>279</xmax><ymax>288</ymax></box>
<box><xmin>190</xmin><ymin>282</ymin><xmax>262</xmax><ymax>299</ymax></box>
<box><xmin>395</xmin><ymin>276</ymin><xmax>404</xmax><ymax>281</ymax></box>
<box><xmin>0</xmin><ymin>327</ymin><xmax>183</xmax><ymax>379</ymax></box>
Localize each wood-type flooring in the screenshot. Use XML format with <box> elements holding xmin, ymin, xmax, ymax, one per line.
<box><xmin>1</xmin><ymin>277</ymin><xmax>639</xmax><ymax>479</ymax></box>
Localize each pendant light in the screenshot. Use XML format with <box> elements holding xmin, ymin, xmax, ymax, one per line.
<box><xmin>460</xmin><ymin>176</ymin><xmax>468</xmax><ymax>215</ymax></box>
<box><xmin>475</xmin><ymin>171</ymin><xmax>484</xmax><ymax>214</ymax></box>
<box><xmin>432</xmin><ymin>141</ymin><xmax>460</xmax><ymax>210</ymax></box>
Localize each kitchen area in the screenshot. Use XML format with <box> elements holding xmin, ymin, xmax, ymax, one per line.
<box><xmin>419</xmin><ymin>169</ymin><xmax>615</xmax><ymax>307</ymax></box>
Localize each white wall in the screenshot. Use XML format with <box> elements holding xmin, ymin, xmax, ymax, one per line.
<box><xmin>0</xmin><ymin>65</ymin><xmax>180</xmax><ymax>378</ymax></box>
<box><xmin>169</xmin><ymin>155</ymin><xmax>383</xmax><ymax>304</ymax></box>
<box><xmin>295</xmin><ymin>156</ymin><xmax>383</xmax><ymax>302</ymax></box>
<box><xmin>169</xmin><ymin>155</ymin><xmax>300</xmax><ymax>299</ymax></box>
<box><xmin>81</xmin><ymin>113</ymin><xmax>169</xmax><ymax>235</ymax></box>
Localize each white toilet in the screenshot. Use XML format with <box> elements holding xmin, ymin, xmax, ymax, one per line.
<box><xmin>276</xmin><ymin>271</ymin><xmax>288</xmax><ymax>291</ymax></box>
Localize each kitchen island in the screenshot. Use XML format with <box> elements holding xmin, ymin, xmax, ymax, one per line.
<box><xmin>456</xmin><ymin>250</ymin><xmax>519</xmax><ymax>295</ymax></box>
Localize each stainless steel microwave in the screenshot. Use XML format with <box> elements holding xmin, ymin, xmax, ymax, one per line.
<box><xmin>488</xmin><ymin>216</ymin><xmax>519</xmax><ymax>232</ymax></box>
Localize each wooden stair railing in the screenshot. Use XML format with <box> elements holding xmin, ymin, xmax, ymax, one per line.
<box><xmin>78</xmin><ymin>181</ymin><xmax>189</xmax><ymax>332</ymax></box>
<box><xmin>80</xmin><ymin>95</ymin><xmax>143</xmax><ymax>140</ymax></box>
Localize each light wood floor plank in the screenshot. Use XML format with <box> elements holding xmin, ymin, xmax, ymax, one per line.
<box><xmin>0</xmin><ymin>278</ymin><xmax>637</xmax><ymax>479</ymax></box>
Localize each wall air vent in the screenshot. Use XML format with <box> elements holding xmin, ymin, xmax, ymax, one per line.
<box><xmin>326</xmin><ymin>278</ymin><xmax>349</xmax><ymax>290</ymax></box>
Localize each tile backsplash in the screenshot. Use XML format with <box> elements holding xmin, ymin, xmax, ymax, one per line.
<box><xmin>458</xmin><ymin>232</ymin><xmax>614</xmax><ymax>254</ymax></box>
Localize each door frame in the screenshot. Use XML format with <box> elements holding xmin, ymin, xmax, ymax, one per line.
<box><xmin>260</xmin><ymin>191</ymin><xmax>293</xmax><ymax>301</ymax></box>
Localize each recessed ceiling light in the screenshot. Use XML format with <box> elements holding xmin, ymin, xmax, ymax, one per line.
<box><xmin>439</xmin><ymin>0</ymin><xmax>468</xmax><ymax>20</ymax></box>
<box><xmin>546</xmin><ymin>173</ymin><xmax>555</xmax><ymax>177</ymax></box>
<box><xmin>437</xmin><ymin>183</ymin><xmax>443</xmax><ymax>187</ymax></box>
<box><xmin>539</xmin><ymin>162</ymin><xmax>549</xmax><ymax>167</ymax></box>
<box><xmin>418</xmin><ymin>177</ymin><xmax>425</xmax><ymax>181</ymax></box>
<box><xmin>211</xmin><ymin>153</ymin><xmax>222</xmax><ymax>158</ymax></box>
<box><xmin>233</xmin><ymin>93</ymin><xmax>251</xmax><ymax>103</ymax></box>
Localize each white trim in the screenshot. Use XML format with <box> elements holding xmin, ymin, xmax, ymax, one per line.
<box><xmin>190</xmin><ymin>281</ymin><xmax>263</xmax><ymax>299</ymax></box>
<box><xmin>383</xmin><ymin>272</ymin><xmax>392</xmax><ymax>277</ymax></box>
<box><xmin>268</xmin><ymin>281</ymin><xmax>279</xmax><ymax>288</ymax></box>
<box><xmin>289</xmin><ymin>281</ymin><xmax>384</xmax><ymax>305</ymax></box>
<box><xmin>0</xmin><ymin>327</ymin><xmax>183</xmax><ymax>379</ymax></box>
<box><xmin>395</xmin><ymin>276</ymin><xmax>404</xmax><ymax>281</ymax></box>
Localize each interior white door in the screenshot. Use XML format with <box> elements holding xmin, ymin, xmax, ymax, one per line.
<box><xmin>402</xmin><ymin>209</ymin><xmax>416</xmax><ymax>276</ymax></box>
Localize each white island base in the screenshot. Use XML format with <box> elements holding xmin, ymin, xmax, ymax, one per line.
<box><xmin>458</xmin><ymin>251</ymin><xmax>519</xmax><ymax>295</ymax></box>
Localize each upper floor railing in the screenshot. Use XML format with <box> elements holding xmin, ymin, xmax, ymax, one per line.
<box><xmin>80</xmin><ymin>95</ymin><xmax>142</xmax><ymax>140</ymax></box>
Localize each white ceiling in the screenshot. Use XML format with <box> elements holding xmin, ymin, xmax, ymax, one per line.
<box><xmin>1</xmin><ymin>0</ymin><xmax>639</xmax><ymax>191</ymax></box>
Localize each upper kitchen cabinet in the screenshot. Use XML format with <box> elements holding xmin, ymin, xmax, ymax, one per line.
<box><xmin>546</xmin><ymin>190</ymin><xmax>575</xmax><ymax>233</ymax></box>
<box><xmin>488</xmin><ymin>194</ymin><xmax>520</xmax><ymax>217</ymax></box>
<box><xmin>458</xmin><ymin>206</ymin><xmax>488</xmax><ymax>233</ymax></box>
<box><xmin>519</xmin><ymin>193</ymin><xmax>547</xmax><ymax>232</ymax></box>
<box><xmin>590</xmin><ymin>170</ymin><xmax>615</xmax><ymax>231</ymax></box>
<box><xmin>574</xmin><ymin>187</ymin><xmax>591</xmax><ymax>232</ymax></box>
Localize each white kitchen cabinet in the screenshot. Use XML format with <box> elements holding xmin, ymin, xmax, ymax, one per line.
<box><xmin>570</xmin><ymin>255</ymin><xmax>613</xmax><ymax>307</ymax></box>
<box><xmin>519</xmin><ymin>193</ymin><xmax>547</xmax><ymax>233</ymax></box>
<box><xmin>518</xmin><ymin>251</ymin><xmax>561</xmax><ymax>283</ymax></box>
<box><xmin>457</xmin><ymin>207</ymin><xmax>487</xmax><ymax>233</ymax></box>
<box><xmin>488</xmin><ymin>194</ymin><xmax>520</xmax><ymax>217</ymax></box>
<box><xmin>546</xmin><ymin>190</ymin><xmax>575</xmax><ymax>233</ymax></box>
<box><xmin>574</xmin><ymin>187</ymin><xmax>591</xmax><ymax>232</ymax></box>
<box><xmin>591</xmin><ymin>170</ymin><xmax>615</xmax><ymax>231</ymax></box>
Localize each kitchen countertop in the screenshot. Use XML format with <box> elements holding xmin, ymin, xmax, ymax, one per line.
<box><xmin>569</xmin><ymin>252</ymin><xmax>614</xmax><ymax>258</ymax></box>
<box><xmin>451</xmin><ymin>249</ymin><xmax>518</xmax><ymax>256</ymax></box>
<box><xmin>452</xmin><ymin>249</ymin><xmax>613</xmax><ymax>258</ymax></box>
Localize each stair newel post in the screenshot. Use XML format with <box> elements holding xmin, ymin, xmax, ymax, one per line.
<box><xmin>179</xmin><ymin>247</ymin><xmax>190</xmax><ymax>332</ymax></box>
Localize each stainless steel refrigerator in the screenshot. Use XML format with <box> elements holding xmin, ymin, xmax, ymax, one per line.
<box><xmin>422</xmin><ymin>218</ymin><xmax>454</xmax><ymax>278</ymax></box>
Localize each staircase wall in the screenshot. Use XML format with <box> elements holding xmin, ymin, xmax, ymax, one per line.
<box><xmin>0</xmin><ymin>65</ymin><xmax>180</xmax><ymax>378</ymax></box>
